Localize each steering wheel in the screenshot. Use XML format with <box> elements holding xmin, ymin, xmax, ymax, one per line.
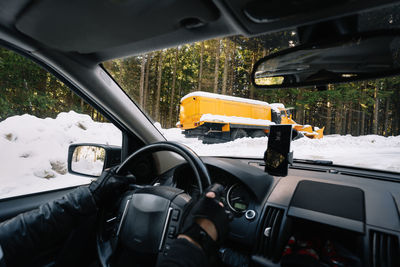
<box><xmin>96</xmin><ymin>141</ymin><xmax>211</xmax><ymax>267</ymax></box>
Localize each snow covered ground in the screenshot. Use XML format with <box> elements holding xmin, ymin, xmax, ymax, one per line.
<box><xmin>1</xmin><ymin>111</ymin><xmax>399</xmax><ymax>199</ymax></box>
<box><xmin>161</xmin><ymin>128</ymin><xmax>400</xmax><ymax>172</ymax></box>
<box><xmin>0</xmin><ymin>111</ymin><xmax>121</xmax><ymax>199</ymax></box>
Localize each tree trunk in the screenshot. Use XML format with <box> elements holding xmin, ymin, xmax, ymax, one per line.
<box><xmin>169</xmin><ymin>48</ymin><xmax>178</xmax><ymax>127</ymax></box>
<box><xmin>213</xmin><ymin>39</ymin><xmax>221</xmax><ymax>93</ymax></box>
<box><xmin>296</xmin><ymin>89</ymin><xmax>304</xmax><ymax>124</ymax></box>
<box><xmin>383</xmin><ymin>96</ymin><xmax>390</xmax><ymax>136</ymax></box>
<box><xmin>298</xmin><ymin>107</ymin><xmax>304</xmax><ymax>125</ymax></box>
<box><xmin>139</xmin><ymin>55</ymin><xmax>146</xmax><ymax>107</ymax></box>
<box><xmin>394</xmin><ymin>88</ymin><xmax>400</xmax><ymax>135</ymax></box>
<box><xmin>155</xmin><ymin>51</ymin><xmax>163</xmax><ymax>122</ymax></box>
<box><xmin>325</xmin><ymin>102</ymin><xmax>331</xmax><ymax>135</ymax></box>
<box><xmin>360</xmin><ymin>110</ymin><xmax>365</xmax><ymax>135</ymax></box>
<box><xmin>221</xmin><ymin>39</ymin><xmax>230</xmax><ymax>95</ymax></box>
<box><xmin>228</xmin><ymin>41</ymin><xmax>236</xmax><ymax>95</ymax></box>
<box><xmin>70</xmin><ymin>90</ymin><xmax>75</xmax><ymax>107</ymax></box>
<box><xmin>341</xmin><ymin>105</ymin><xmax>347</xmax><ymax>135</ymax></box>
<box><xmin>360</xmin><ymin>87</ymin><xmax>366</xmax><ymax>135</ymax></box>
<box><xmin>355</xmin><ymin>103</ymin><xmax>361</xmax><ymax>136</ymax></box>
<box><xmin>334</xmin><ymin>104</ymin><xmax>341</xmax><ymax>134</ymax></box>
<box><xmin>395</xmin><ymin>104</ymin><xmax>400</xmax><ymax>135</ymax></box>
<box><xmin>80</xmin><ymin>98</ymin><xmax>84</xmax><ymax>111</ymax></box>
<box><xmin>249</xmin><ymin>52</ymin><xmax>256</xmax><ymax>99</ymax></box>
<box><xmin>325</xmin><ymin>84</ymin><xmax>333</xmax><ymax>134</ymax></box>
<box><xmin>143</xmin><ymin>53</ymin><xmax>152</xmax><ymax>110</ymax></box>
<box><xmin>346</xmin><ymin>103</ymin><xmax>353</xmax><ymax>135</ymax></box>
<box><xmin>372</xmin><ymin>83</ymin><xmax>379</xmax><ymax>134</ymax></box>
<box><xmin>198</xmin><ymin>42</ymin><xmax>204</xmax><ymax>91</ymax></box>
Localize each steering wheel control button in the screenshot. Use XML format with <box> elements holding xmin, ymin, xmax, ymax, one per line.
<box><xmin>245</xmin><ymin>210</ymin><xmax>256</xmax><ymax>220</ymax></box>
<box><xmin>163</xmin><ymin>243</ymin><xmax>171</xmax><ymax>256</ymax></box>
<box><xmin>171</xmin><ymin>209</ymin><xmax>180</xmax><ymax>221</ymax></box>
<box><xmin>168</xmin><ymin>226</ymin><xmax>176</xmax><ymax>238</ymax></box>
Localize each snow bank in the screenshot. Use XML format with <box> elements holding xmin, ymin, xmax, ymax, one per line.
<box><xmin>0</xmin><ymin>111</ymin><xmax>121</xmax><ymax>199</ymax></box>
<box><xmin>200</xmin><ymin>114</ymin><xmax>275</xmax><ymax>126</ymax></box>
<box><xmin>181</xmin><ymin>91</ymin><xmax>270</xmax><ymax>106</ymax></box>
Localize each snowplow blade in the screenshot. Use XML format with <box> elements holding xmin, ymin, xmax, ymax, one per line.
<box><xmin>303</xmin><ymin>127</ymin><xmax>324</xmax><ymax>139</ymax></box>
<box><xmin>293</xmin><ymin>125</ymin><xmax>324</xmax><ymax>139</ymax></box>
<box><xmin>315</xmin><ymin>127</ymin><xmax>324</xmax><ymax>139</ymax></box>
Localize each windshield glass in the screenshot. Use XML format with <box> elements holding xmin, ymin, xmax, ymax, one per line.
<box><xmin>104</xmin><ymin>8</ymin><xmax>400</xmax><ymax>173</ymax></box>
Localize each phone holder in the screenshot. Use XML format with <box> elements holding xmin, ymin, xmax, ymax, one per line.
<box><xmin>264</xmin><ymin>125</ymin><xmax>293</xmax><ymax>177</ymax></box>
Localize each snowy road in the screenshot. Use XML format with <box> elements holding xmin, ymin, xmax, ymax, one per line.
<box><xmin>1</xmin><ymin>111</ymin><xmax>399</xmax><ymax>199</ymax></box>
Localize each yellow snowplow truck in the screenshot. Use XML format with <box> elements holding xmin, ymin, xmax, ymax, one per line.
<box><xmin>177</xmin><ymin>91</ymin><xmax>324</xmax><ymax>142</ymax></box>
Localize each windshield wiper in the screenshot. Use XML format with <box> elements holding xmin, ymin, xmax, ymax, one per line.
<box><xmin>293</xmin><ymin>158</ymin><xmax>333</xmax><ymax>165</ymax></box>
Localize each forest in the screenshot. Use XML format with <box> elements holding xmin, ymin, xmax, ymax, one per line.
<box><xmin>1</xmin><ymin>34</ymin><xmax>400</xmax><ymax>137</ymax></box>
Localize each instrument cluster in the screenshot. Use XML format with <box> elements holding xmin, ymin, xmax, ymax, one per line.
<box><xmin>173</xmin><ymin>164</ymin><xmax>254</xmax><ymax>215</ymax></box>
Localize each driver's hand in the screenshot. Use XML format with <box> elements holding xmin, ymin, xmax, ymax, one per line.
<box><xmin>89</xmin><ymin>166</ymin><xmax>135</xmax><ymax>208</ymax></box>
<box><xmin>193</xmin><ymin>190</ymin><xmax>225</xmax><ymax>241</ymax></box>
<box><xmin>178</xmin><ymin>184</ymin><xmax>229</xmax><ymax>263</ymax></box>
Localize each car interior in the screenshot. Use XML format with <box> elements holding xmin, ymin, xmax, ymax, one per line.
<box><xmin>0</xmin><ymin>0</ymin><xmax>399</xmax><ymax>266</ymax></box>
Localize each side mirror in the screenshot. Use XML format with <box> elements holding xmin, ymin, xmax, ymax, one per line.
<box><xmin>68</xmin><ymin>143</ymin><xmax>121</xmax><ymax>177</ymax></box>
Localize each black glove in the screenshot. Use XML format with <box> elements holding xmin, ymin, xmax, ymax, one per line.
<box><xmin>89</xmin><ymin>166</ymin><xmax>135</xmax><ymax>208</ymax></box>
<box><xmin>181</xmin><ymin>184</ymin><xmax>229</xmax><ymax>265</ymax></box>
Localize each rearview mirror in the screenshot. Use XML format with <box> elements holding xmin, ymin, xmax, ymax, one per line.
<box><xmin>252</xmin><ymin>30</ymin><xmax>400</xmax><ymax>88</ymax></box>
<box><xmin>68</xmin><ymin>144</ymin><xmax>121</xmax><ymax>177</ymax></box>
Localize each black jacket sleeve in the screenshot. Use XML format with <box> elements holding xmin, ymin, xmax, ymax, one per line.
<box><xmin>0</xmin><ymin>186</ymin><xmax>98</xmax><ymax>267</ymax></box>
<box><xmin>157</xmin><ymin>238</ymin><xmax>208</xmax><ymax>267</ymax></box>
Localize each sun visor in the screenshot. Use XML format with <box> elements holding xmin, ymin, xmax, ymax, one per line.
<box><xmin>15</xmin><ymin>0</ymin><xmax>219</xmax><ymax>54</ymax></box>
<box><xmin>222</xmin><ymin>0</ymin><xmax>400</xmax><ymax>35</ymax></box>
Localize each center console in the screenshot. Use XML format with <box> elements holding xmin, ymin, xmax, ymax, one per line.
<box><xmin>253</xmin><ymin>180</ymin><xmax>366</xmax><ymax>266</ymax></box>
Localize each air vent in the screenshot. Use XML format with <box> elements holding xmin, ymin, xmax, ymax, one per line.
<box><xmin>257</xmin><ymin>206</ymin><xmax>284</xmax><ymax>259</ymax></box>
<box><xmin>370</xmin><ymin>230</ymin><xmax>399</xmax><ymax>267</ymax></box>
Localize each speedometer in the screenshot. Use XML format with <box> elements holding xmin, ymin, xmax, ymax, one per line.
<box><xmin>226</xmin><ymin>183</ymin><xmax>251</xmax><ymax>213</ymax></box>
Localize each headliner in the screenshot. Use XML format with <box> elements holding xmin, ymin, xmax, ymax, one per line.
<box><xmin>1</xmin><ymin>0</ymin><xmax>399</xmax><ymax>62</ymax></box>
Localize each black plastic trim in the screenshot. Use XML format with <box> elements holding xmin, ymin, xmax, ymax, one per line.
<box><xmin>288</xmin><ymin>206</ymin><xmax>364</xmax><ymax>233</ymax></box>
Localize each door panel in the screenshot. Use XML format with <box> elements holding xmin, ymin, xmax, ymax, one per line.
<box><xmin>0</xmin><ymin>186</ymin><xmax>82</xmax><ymax>222</ymax></box>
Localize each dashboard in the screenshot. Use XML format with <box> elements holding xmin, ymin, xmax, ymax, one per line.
<box><xmin>163</xmin><ymin>156</ymin><xmax>400</xmax><ymax>267</ymax></box>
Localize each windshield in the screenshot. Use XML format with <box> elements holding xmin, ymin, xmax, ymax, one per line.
<box><xmin>104</xmin><ymin>8</ymin><xmax>400</xmax><ymax>173</ymax></box>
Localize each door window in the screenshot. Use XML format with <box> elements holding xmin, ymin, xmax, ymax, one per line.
<box><xmin>0</xmin><ymin>47</ymin><xmax>121</xmax><ymax>199</ymax></box>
